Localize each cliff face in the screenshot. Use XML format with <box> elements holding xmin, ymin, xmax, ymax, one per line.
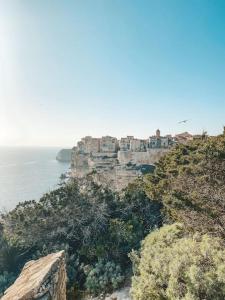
<box><xmin>56</xmin><ymin>149</ymin><xmax>72</xmax><ymax>162</ymax></box>
<box><xmin>71</xmin><ymin>149</ymin><xmax>169</xmax><ymax>190</ymax></box>
<box><xmin>2</xmin><ymin>251</ymin><xmax>67</xmax><ymax>300</ymax></box>
<box><xmin>70</xmin><ymin>134</ymin><xmax>173</xmax><ymax>190</ymax></box>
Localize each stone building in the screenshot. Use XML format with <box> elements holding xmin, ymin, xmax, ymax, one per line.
<box><xmin>119</xmin><ymin>136</ymin><xmax>148</xmax><ymax>152</ymax></box>
<box><xmin>149</xmin><ymin>136</ymin><xmax>161</xmax><ymax>148</ymax></box>
<box><xmin>119</xmin><ymin>136</ymin><xmax>134</xmax><ymax>151</ymax></box>
<box><xmin>78</xmin><ymin>136</ymin><xmax>100</xmax><ymax>153</ymax></box>
<box><xmin>160</xmin><ymin>137</ymin><xmax>169</xmax><ymax>148</ymax></box>
<box><xmin>130</xmin><ymin>139</ymin><xmax>141</xmax><ymax>151</ymax></box>
<box><xmin>130</xmin><ymin>139</ymin><xmax>148</xmax><ymax>151</ymax></box>
<box><xmin>149</xmin><ymin>129</ymin><xmax>171</xmax><ymax>148</ymax></box>
<box><xmin>100</xmin><ymin>136</ymin><xmax>118</xmax><ymax>153</ymax></box>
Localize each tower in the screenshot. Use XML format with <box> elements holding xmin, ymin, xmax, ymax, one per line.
<box><xmin>156</xmin><ymin>129</ymin><xmax>160</xmax><ymax>138</ymax></box>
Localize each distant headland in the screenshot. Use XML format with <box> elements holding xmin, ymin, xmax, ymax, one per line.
<box><xmin>56</xmin><ymin>148</ymin><xmax>72</xmax><ymax>162</ymax></box>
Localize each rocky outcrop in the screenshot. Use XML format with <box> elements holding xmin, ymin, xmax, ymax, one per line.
<box><xmin>70</xmin><ymin>133</ymin><xmax>174</xmax><ymax>190</ymax></box>
<box><xmin>105</xmin><ymin>287</ymin><xmax>130</xmax><ymax>300</ymax></box>
<box><xmin>56</xmin><ymin>149</ymin><xmax>72</xmax><ymax>162</ymax></box>
<box><xmin>71</xmin><ymin>149</ymin><xmax>168</xmax><ymax>190</ymax></box>
<box><xmin>86</xmin><ymin>287</ymin><xmax>131</xmax><ymax>300</ymax></box>
<box><xmin>1</xmin><ymin>251</ymin><xmax>67</xmax><ymax>300</ymax></box>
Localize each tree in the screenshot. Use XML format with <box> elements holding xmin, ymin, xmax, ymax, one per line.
<box><xmin>0</xmin><ymin>225</ymin><xmax>20</xmax><ymax>296</ymax></box>
<box><xmin>144</xmin><ymin>135</ymin><xmax>225</xmax><ymax>237</ymax></box>
<box><xmin>131</xmin><ymin>223</ymin><xmax>225</xmax><ymax>300</ymax></box>
<box><xmin>2</xmin><ymin>178</ymin><xmax>115</xmax><ymax>286</ymax></box>
<box><xmin>1</xmin><ymin>177</ymin><xmax>162</xmax><ymax>295</ymax></box>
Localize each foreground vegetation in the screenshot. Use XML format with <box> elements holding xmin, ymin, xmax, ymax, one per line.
<box><xmin>0</xmin><ymin>176</ymin><xmax>161</xmax><ymax>297</ymax></box>
<box><xmin>131</xmin><ymin>223</ymin><xmax>225</xmax><ymax>300</ymax></box>
<box><xmin>0</xmin><ymin>133</ymin><xmax>224</xmax><ymax>299</ymax></box>
<box><xmin>130</xmin><ymin>133</ymin><xmax>225</xmax><ymax>300</ymax></box>
<box><xmin>144</xmin><ymin>134</ymin><xmax>225</xmax><ymax>237</ymax></box>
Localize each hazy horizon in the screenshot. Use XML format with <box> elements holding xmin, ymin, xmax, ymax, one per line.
<box><xmin>1</xmin><ymin>0</ymin><xmax>225</xmax><ymax>147</ymax></box>
<box><xmin>0</xmin><ymin>127</ymin><xmax>224</xmax><ymax>149</ymax></box>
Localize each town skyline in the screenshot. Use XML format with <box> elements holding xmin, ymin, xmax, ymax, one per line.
<box><xmin>0</xmin><ymin>126</ymin><xmax>222</xmax><ymax>148</ymax></box>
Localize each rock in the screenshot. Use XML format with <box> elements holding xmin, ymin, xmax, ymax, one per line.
<box><xmin>2</xmin><ymin>251</ymin><xmax>67</xmax><ymax>300</ymax></box>
<box><xmin>86</xmin><ymin>287</ymin><xmax>131</xmax><ymax>300</ymax></box>
<box><xmin>105</xmin><ymin>287</ymin><xmax>131</xmax><ymax>300</ymax></box>
<box><xmin>56</xmin><ymin>149</ymin><xmax>72</xmax><ymax>162</ymax></box>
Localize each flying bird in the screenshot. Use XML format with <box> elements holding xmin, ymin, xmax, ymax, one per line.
<box><xmin>178</xmin><ymin>119</ymin><xmax>189</xmax><ymax>124</ymax></box>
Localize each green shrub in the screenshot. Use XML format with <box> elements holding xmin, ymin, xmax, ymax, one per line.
<box><xmin>131</xmin><ymin>223</ymin><xmax>225</xmax><ymax>300</ymax></box>
<box><xmin>84</xmin><ymin>260</ymin><xmax>125</xmax><ymax>295</ymax></box>
<box><xmin>0</xmin><ymin>271</ymin><xmax>16</xmax><ymax>296</ymax></box>
<box><xmin>143</xmin><ymin>135</ymin><xmax>225</xmax><ymax>237</ymax></box>
<box><xmin>2</xmin><ymin>177</ymin><xmax>161</xmax><ymax>294</ymax></box>
<box><xmin>0</xmin><ymin>227</ymin><xmax>22</xmax><ymax>295</ymax></box>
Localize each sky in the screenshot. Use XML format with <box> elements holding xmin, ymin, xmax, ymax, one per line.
<box><xmin>0</xmin><ymin>0</ymin><xmax>225</xmax><ymax>147</ymax></box>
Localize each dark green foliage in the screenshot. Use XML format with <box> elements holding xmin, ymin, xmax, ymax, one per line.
<box><xmin>114</xmin><ymin>180</ymin><xmax>162</xmax><ymax>259</ymax></box>
<box><xmin>143</xmin><ymin>135</ymin><xmax>225</xmax><ymax>237</ymax></box>
<box><xmin>1</xmin><ymin>135</ymin><xmax>224</xmax><ymax>297</ymax></box>
<box><xmin>0</xmin><ymin>226</ymin><xmax>20</xmax><ymax>296</ymax></box>
<box><xmin>84</xmin><ymin>260</ymin><xmax>124</xmax><ymax>295</ymax></box>
<box><xmin>1</xmin><ymin>176</ymin><xmax>161</xmax><ymax>296</ymax></box>
<box><xmin>0</xmin><ymin>271</ymin><xmax>16</xmax><ymax>297</ymax></box>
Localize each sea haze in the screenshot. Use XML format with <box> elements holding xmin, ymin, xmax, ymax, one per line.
<box><xmin>0</xmin><ymin>147</ymin><xmax>70</xmax><ymax>211</ymax></box>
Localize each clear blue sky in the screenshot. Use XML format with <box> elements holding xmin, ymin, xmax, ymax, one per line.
<box><xmin>0</xmin><ymin>0</ymin><xmax>225</xmax><ymax>147</ymax></box>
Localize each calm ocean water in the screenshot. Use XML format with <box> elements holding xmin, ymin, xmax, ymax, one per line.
<box><xmin>0</xmin><ymin>147</ymin><xmax>70</xmax><ymax>212</ymax></box>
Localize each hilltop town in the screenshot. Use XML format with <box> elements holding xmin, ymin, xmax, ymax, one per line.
<box><xmin>71</xmin><ymin>130</ymin><xmax>202</xmax><ymax>190</ymax></box>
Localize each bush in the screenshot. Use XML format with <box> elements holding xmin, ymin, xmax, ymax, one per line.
<box><xmin>131</xmin><ymin>223</ymin><xmax>225</xmax><ymax>300</ymax></box>
<box><xmin>84</xmin><ymin>260</ymin><xmax>124</xmax><ymax>295</ymax></box>
<box><xmin>0</xmin><ymin>271</ymin><xmax>16</xmax><ymax>297</ymax></box>
<box><xmin>2</xmin><ymin>177</ymin><xmax>161</xmax><ymax>295</ymax></box>
<box><xmin>0</xmin><ymin>226</ymin><xmax>22</xmax><ymax>295</ymax></box>
<box><xmin>144</xmin><ymin>135</ymin><xmax>225</xmax><ymax>237</ymax></box>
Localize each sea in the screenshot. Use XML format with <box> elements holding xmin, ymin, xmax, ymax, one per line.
<box><xmin>0</xmin><ymin>147</ymin><xmax>70</xmax><ymax>212</ymax></box>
